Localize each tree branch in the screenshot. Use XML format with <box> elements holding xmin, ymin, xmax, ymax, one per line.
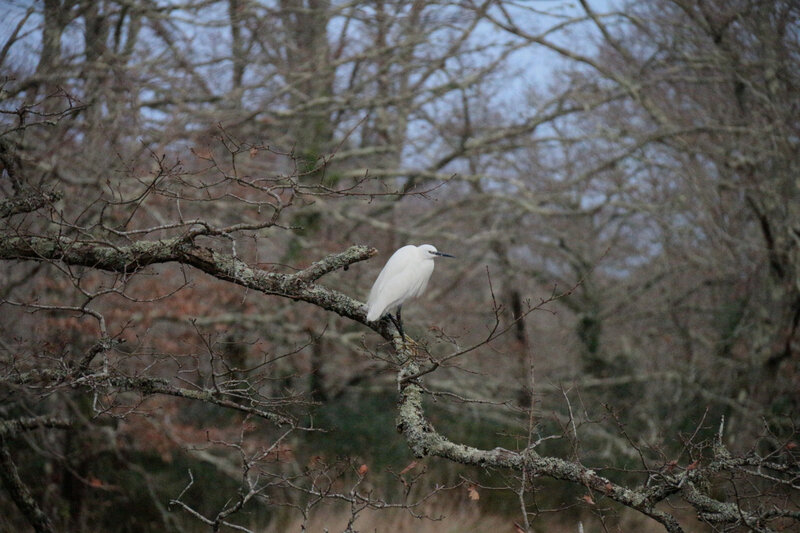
<box><xmin>7</xmin><ymin>368</ymin><xmax>297</xmax><ymax>427</ymax></box>
<box><xmin>0</xmin><ymin>191</ymin><xmax>61</xmax><ymax>218</ymax></box>
<box><xmin>396</xmin><ymin>356</ymin><xmax>683</xmax><ymax>533</ymax></box>
<box><xmin>0</xmin><ymin>235</ymin><xmax>377</xmax><ymax>324</ymax></box>
<box><xmin>0</xmin><ymin>435</ymin><xmax>56</xmax><ymax>533</ymax></box>
<box><xmin>0</xmin><ymin>416</ymin><xmax>72</xmax><ymax>437</ymax></box>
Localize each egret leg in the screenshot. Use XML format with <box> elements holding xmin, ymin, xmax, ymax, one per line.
<box><xmin>388</xmin><ymin>306</ymin><xmax>405</xmax><ymax>340</ymax></box>
<box><xmin>396</xmin><ymin>306</ymin><xmax>405</xmax><ymax>340</ymax></box>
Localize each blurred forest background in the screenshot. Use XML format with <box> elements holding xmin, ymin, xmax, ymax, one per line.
<box><xmin>1</xmin><ymin>0</ymin><xmax>798</xmax><ymax>532</ymax></box>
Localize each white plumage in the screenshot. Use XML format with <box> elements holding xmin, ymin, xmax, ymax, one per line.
<box><xmin>366</xmin><ymin>244</ymin><xmax>453</xmax><ymax>333</ymax></box>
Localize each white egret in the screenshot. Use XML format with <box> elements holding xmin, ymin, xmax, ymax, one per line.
<box><xmin>366</xmin><ymin>244</ymin><xmax>454</xmax><ymax>338</ymax></box>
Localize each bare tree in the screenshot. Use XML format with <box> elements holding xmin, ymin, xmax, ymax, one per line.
<box><xmin>1</xmin><ymin>1</ymin><xmax>799</xmax><ymax>532</ymax></box>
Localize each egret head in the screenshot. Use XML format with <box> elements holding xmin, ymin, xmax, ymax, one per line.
<box><xmin>419</xmin><ymin>244</ymin><xmax>454</xmax><ymax>259</ymax></box>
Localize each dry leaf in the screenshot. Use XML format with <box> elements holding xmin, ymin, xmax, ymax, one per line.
<box><xmin>249</xmin><ymin>147</ymin><xmax>258</xmax><ymax>158</ymax></box>
<box><xmin>467</xmin><ymin>484</ymin><xmax>480</xmax><ymax>501</ymax></box>
<box><xmin>582</xmin><ymin>494</ymin><xmax>595</xmax><ymax>505</ymax></box>
<box><xmin>87</xmin><ymin>476</ymin><xmax>118</xmax><ymax>491</ymax></box>
<box><xmin>686</xmin><ymin>460</ymin><xmax>700</xmax><ymax>471</ymax></box>
<box><xmin>399</xmin><ymin>460</ymin><xmax>418</xmax><ymax>475</ymax></box>
<box><xmin>191</xmin><ymin>146</ymin><xmax>213</xmax><ymax>159</ymax></box>
<box><xmin>513</xmin><ymin>522</ymin><xmax>526</xmax><ymax>533</ymax></box>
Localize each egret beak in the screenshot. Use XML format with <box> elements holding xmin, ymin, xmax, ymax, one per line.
<box><xmin>432</xmin><ymin>251</ymin><xmax>454</xmax><ymax>258</ymax></box>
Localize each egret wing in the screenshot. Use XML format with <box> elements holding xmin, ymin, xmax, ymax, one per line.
<box><xmin>366</xmin><ymin>246</ymin><xmax>416</xmax><ymax>320</ymax></box>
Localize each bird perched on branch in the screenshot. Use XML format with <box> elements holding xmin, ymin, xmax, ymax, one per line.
<box><xmin>366</xmin><ymin>244</ymin><xmax>454</xmax><ymax>339</ymax></box>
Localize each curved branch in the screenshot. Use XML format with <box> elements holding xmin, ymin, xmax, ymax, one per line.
<box><xmin>395</xmin><ymin>356</ymin><xmax>684</xmax><ymax>533</ymax></box>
